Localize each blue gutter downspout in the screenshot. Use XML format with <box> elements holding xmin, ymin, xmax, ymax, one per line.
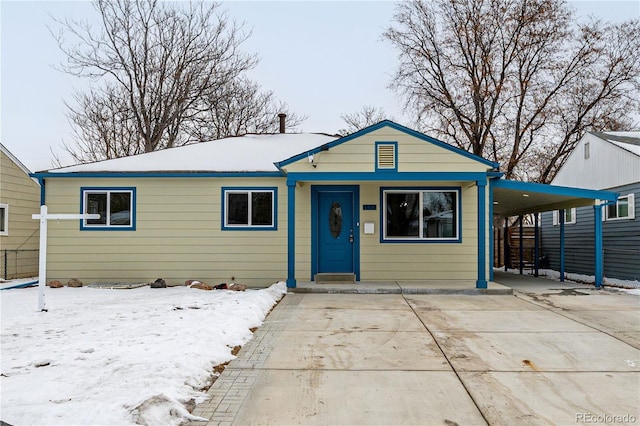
<box><xmin>534</xmin><ymin>213</ymin><xmax>539</xmax><ymax>277</ymax></box>
<box><xmin>476</xmin><ymin>180</ymin><xmax>487</xmax><ymax>289</ymax></box>
<box><xmin>38</xmin><ymin>177</ymin><xmax>45</xmax><ymax>205</ymax></box>
<box><xmin>594</xmin><ymin>204</ymin><xmax>604</xmax><ymax>288</ymax></box>
<box><xmin>559</xmin><ymin>209</ymin><xmax>565</xmax><ymax>282</ymax></box>
<box><xmin>286</xmin><ymin>181</ymin><xmax>296</xmax><ymax>288</ymax></box>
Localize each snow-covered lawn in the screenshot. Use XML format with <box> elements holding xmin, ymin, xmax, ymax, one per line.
<box><xmin>0</xmin><ymin>282</ymin><xmax>286</xmax><ymax>425</ymax></box>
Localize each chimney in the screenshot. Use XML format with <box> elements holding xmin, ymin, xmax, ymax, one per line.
<box><xmin>278</xmin><ymin>113</ymin><xmax>286</xmax><ymax>134</ymax></box>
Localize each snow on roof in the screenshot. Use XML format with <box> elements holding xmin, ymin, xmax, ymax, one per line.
<box><xmin>46</xmin><ymin>133</ymin><xmax>338</xmax><ymax>173</ymax></box>
<box><xmin>594</xmin><ymin>131</ymin><xmax>640</xmax><ymax>157</ymax></box>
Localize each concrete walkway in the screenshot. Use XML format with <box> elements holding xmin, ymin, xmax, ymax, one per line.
<box><xmin>189</xmin><ymin>275</ymin><xmax>640</xmax><ymax>425</ymax></box>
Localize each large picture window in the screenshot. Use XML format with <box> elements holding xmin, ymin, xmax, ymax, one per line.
<box><xmin>81</xmin><ymin>188</ymin><xmax>135</xmax><ymax>230</ymax></box>
<box><xmin>606</xmin><ymin>194</ymin><xmax>635</xmax><ymax>221</ymax></box>
<box><xmin>222</xmin><ymin>188</ymin><xmax>277</xmax><ymax>230</ymax></box>
<box><xmin>382</xmin><ymin>188</ymin><xmax>460</xmax><ymax>241</ymax></box>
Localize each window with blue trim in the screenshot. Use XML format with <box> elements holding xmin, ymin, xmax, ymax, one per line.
<box><xmin>223</xmin><ymin>188</ymin><xmax>277</xmax><ymax>230</ymax></box>
<box><xmin>382</xmin><ymin>189</ymin><xmax>459</xmax><ymax>241</ymax></box>
<box><xmin>81</xmin><ymin>188</ymin><xmax>135</xmax><ymax>230</ymax></box>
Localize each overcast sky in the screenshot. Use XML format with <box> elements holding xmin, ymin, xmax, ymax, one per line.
<box><xmin>1</xmin><ymin>0</ymin><xmax>639</xmax><ymax>171</ymax></box>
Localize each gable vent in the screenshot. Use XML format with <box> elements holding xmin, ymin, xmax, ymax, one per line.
<box><xmin>377</xmin><ymin>144</ymin><xmax>396</xmax><ymax>170</ymax></box>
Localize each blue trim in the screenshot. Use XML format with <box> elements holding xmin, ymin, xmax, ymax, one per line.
<box><xmin>286</xmin><ymin>182</ymin><xmax>296</xmax><ymax>288</ymax></box>
<box><xmin>594</xmin><ymin>205</ymin><xmax>603</xmax><ymax>288</ymax></box>
<box><xmin>559</xmin><ymin>209</ymin><xmax>565</xmax><ymax>282</ymax></box>
<box><xmin>380</xmin><ymin>186</ymin><xmax>462</xmax><ymax>243</ymax></box>
<box><xmin>476</xmin><ymin>181</ymin><xmax>487</xmax><ymax>288</ymax></box>
<box><xmin>489</xmin><ymin>178</ymin><xmax>494</xmax><ymax>282</ymax></box>
<box><xmin>375</xmin><ymin>141</ymin><xmax>398</xmax><ymax>172</ymax></box>
<box><xmin>311</xmin><ymin>185</ymin><xmax>361</xmax><ymax>281</ymax></box>
<box><xmin>32</xmin><ymin>171</ymin><xmax>283</xmax><ymax>179</ymax></box>
<box><xmin>276</xmin><ymin>120</ymin><xmax>499</xmax><ymax>169</ymax></box>
<box><xmin>221</xmin><ymin>187</ymin><xmax>278</xmax><ymax>231</ymax></box>
<box><xmin>80</xmin><ymin>187</ymin><xmax>136</xmax><ymax>231</ymax></box>
<box><xmin>492</xmin><ymin>179</ymin><xmax>618</xmax><ymax>201</ymax></box>
<box><xmin>287</xmin><ymin>171</ymin><xmax>487</xmax><ymax>184</ymax></box>
<box><xmin>39</xmin><ymin>177</ymin><xmax>45</xmax><ymax>205</ymax></box>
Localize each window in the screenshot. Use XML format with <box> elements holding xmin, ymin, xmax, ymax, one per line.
<box><xmin>584</xmin><ymin>142</ymin><xmax>590</xmax><ymax>159</ymax></box>
<box><xmin>81</xmin><ymin>188</ymin><xmax>135</xmax><ymax>230</ymax></box>
<box><xmin>552</xmin><ymin>208</ymin><xmax>576</xmax><ymax>225</ymax></box>
<box><xmin>382</xmin><ymin>188</ymin><xmax>460</xmax><ymax>241</ymax></box>
<box><xmin>606</xmin><ymin>194</ymin><xmax>635</xmax><ymax>221</ymax></box>
<box><xmin>0</xmin><ymin>204</ymin><xmax>8</xmax><ymax>235</ymax></box>
<box><xmin>222</xmin><ymin>188</ymin><xmax>277</xmax><ymax>230</ymax></box>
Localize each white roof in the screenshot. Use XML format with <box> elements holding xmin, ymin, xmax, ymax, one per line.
<box><xmin>602</xmin><ymin>131</ymin><xmax>640</xmax><ymax>156</ymax></box>
<box><xmin>46</xmin><ymin>133</ymin><xmax>338</xmax><ymax>173</ymax></box>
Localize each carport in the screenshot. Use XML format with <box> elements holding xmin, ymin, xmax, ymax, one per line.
<box><xmin>490</xmin><ymin>179</ymin><xmax>618</xmax><ymax>287</ymax></box>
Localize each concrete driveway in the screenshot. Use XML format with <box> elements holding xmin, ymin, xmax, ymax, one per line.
<box><xmin>190</xmin><ymin>276</ymin><xmax>640</xmax><ymax>425</ymax></box>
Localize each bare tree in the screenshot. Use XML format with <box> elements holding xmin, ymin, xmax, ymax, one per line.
<box><xmin>338</xmin><ymin>105</ymin><xmax>389</xmax><ymax>136</ymax></box>
<box><xmin>54</xmin><ymin>0</ymin><xmax>302</xmax><ymax>163</ymax></box>
<box><xmin>188</xmin><ymin>77</ymin><xmax>306</xmax><ymax>141</ymax></box>
<box><xmin>61</xmin><ymin>85</ymin><xmax>143</xmax><ymax>163</ymax></box>
<box><xmin>384</xmin><ymin>0</ymin><xmax>640</xmax><ymax>182</ymax></box>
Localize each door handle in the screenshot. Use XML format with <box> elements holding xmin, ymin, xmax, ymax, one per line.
<box><xmin>349</xmin><ymin>229</ymin><xmax>354</xmax><ymax>243</ymax></box>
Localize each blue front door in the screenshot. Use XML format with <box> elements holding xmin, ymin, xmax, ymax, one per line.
<box><xmin>317</xmin><ymin>191</ymin><xmax>355</xmax><ymax>273</ymax></box>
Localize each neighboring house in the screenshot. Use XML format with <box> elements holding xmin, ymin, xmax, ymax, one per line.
<box><xmin>32</xmin><ymin>120</ymin><xmax>615</xmax><ymax>288</ymax></box>
<box><xmin>541</xmin><ymin>131</ymin><xmax>640</xmax><ymax>281</ymax></box>
<box><xmin>0</xmin><ymin>143</ymin><xmax>41</xmax><ymax>279</ymax></box>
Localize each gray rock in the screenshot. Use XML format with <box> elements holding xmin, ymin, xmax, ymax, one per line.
<box><xmin>150</xmin><ymin>278</ymin><xmax>167</xmax><ymax>288</ymax></box>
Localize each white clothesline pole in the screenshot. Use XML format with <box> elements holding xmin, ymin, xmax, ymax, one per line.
<box><xmin>32</xmin><ymin>205</ymin><xmax>100</xmax><ymax>311</ymax></box>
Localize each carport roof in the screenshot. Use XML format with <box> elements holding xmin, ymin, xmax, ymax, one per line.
<box><xmin>492</xmin><ymin>179</ymin><xmax>618</xmax><ymax>217</ymax></box>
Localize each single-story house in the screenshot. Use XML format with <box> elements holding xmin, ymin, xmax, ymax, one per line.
<box><xmin>31</xmin><ymin>120</ymin><xmax>617</xmax><ymax>288</ymax></box>
<box><xmin>0</xmin><ymin>143</ymin><xmax>41</xmax><ymax>279</ymax></box>
<box><xmin>541</xmin><ymin>131</ymin><xmax>640</xmax><ymax>281</ymax></box>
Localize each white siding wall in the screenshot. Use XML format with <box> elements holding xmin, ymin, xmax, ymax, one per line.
<box><xmin>552</xmin><ymin>133</ymin><xmax>640</xmax><ymax>190</ymax></box>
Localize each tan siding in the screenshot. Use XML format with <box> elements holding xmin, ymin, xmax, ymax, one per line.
<box><xmin>0</xmin><ymin>151</ymin><xmax>40</xmax><ymax>278</ymax></box>
<box><xmin>294</xmin><ymin>184</ymin><xmax>312</xmax><ymax>281</ymax></box>
<box><xmin>44</xmin><ymin>177</ymin><xmax>288</xmax><ymax>287</ymax></box>
<box><xmin>358</xmin><ymin>182</ymin><xmax>479</xmax><ymax>281</ymax></box>
<box><xmin>284</xmin><ymin>127</ymin><xmax>490</xmax><ymax>173</ymax></box>
<box><xmin>41</xmin><ymin>124</ymin><xmax>494</xmax><ymax>286</ymax></box>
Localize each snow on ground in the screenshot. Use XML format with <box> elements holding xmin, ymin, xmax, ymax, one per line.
<box><xmin>0</xmin><ymin>282</ymin><xmax>286</xmax><ymax>425</ymax></box>
<box><xmin>499</xmin><ymin>267</ymin><xmax>640</xmax><ymax>289</ymax></box>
